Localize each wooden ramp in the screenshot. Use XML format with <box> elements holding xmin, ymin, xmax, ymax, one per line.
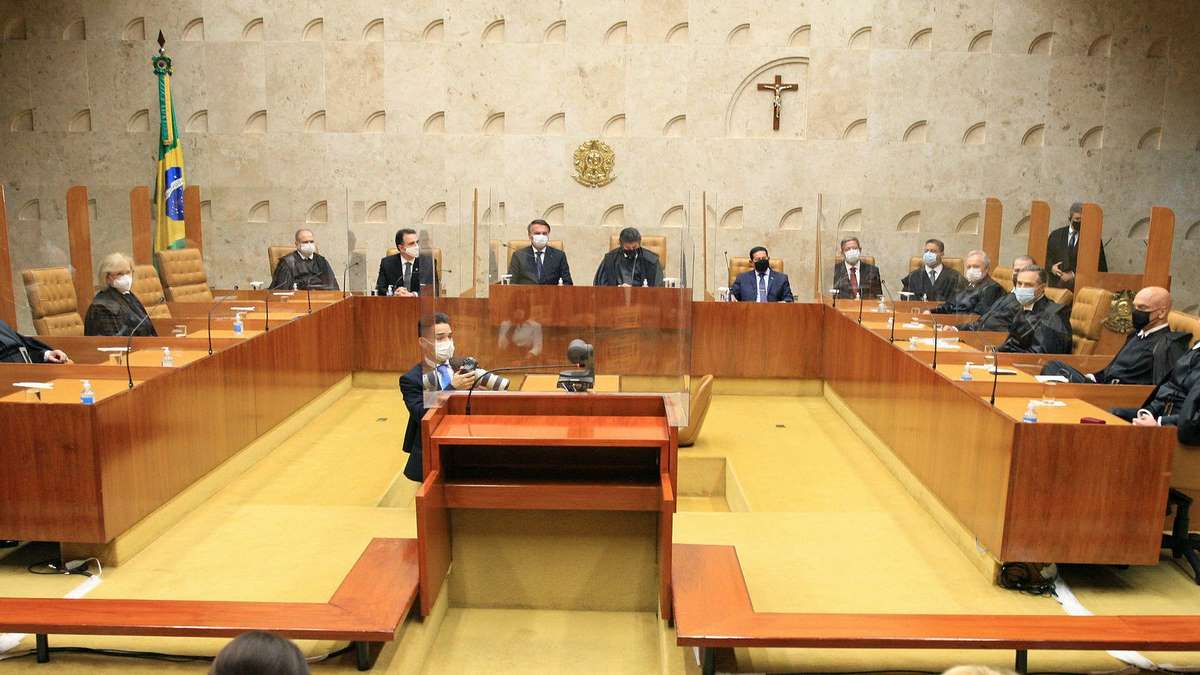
<box><xmin>0</xmin><ymin>538</ymin><xmax>419</xmax><ymax>671</ymax></box>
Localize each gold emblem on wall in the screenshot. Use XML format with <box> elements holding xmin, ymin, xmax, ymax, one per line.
<box><xmin>572</xmin><ymin>140</ymin><xmax>616</xmax><ymax>188</ymax></box>
<box><xmin>1102</xmin><ymin>289</ymin><xmax>1136</xmax><ymax>334</ymax></box>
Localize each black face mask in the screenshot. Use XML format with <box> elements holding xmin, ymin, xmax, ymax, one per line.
<box><xmin>754</xmin><ymin>258</ymin><xmax>770</xmax><ymax>273</ymax></box>
<box><xmin>622</xmin><ymin>248</ymin><xmax>637</xmax><ymax>260</ymax></box>
<box><xmin>1131</xmin><ymin>308</ymin><xmax>1152</xmax><ymax>331</ymax></box>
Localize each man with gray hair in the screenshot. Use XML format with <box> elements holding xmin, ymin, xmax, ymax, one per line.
<box><xmin>929</xmin><ymin>250</ymin><xmax>1005</xmax><ymax>317</ymax></box>
<box><xmin>951</xmin><ymin>255</ymin><xmax>1035</xmax><ymax>333</ymax></box>
<box><xmin>1045</xmin><ymin>201</ymin><xmax>1108</xmax><ymax>290</ymax></box>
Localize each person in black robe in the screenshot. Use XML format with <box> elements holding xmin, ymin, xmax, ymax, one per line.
<box><xmin>0</xmin><ymin>319</ymin><xmax>69</xmax><ymax>363</ymax></box>
<box><xmin>996</xmin><ymin>266</ymin><xmax>1071</xmax><ymax>354</ymax></box>
<box><xmin>930</xmin><ymin>250</ymin><xmax>1005</xmax><ymax>316</ymax></box>
<box><xmin>593</xmin><ymin>227</ymin><xmax>663</xmax><ymax>287</ymax></box>
<box><xmin>1041</xmin><ymin>287</ymin><xmax>1189</xmax><ymax>385</ymax></box>
<box><xmin>270</xmin><ymin>229</ymin><xmax>338</xmax><ymax>291</ymax></box>
<box><xmin>85</xmin><ymin>253</ymin><xmax>157</xmax><ymax>337</ymax></box>
<box><xmin>900</xmin><ymin>238</ymin><xmax>964</xmax><ymax>301</ymax></box>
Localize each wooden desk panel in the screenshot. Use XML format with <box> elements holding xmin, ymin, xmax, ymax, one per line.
<box><xmin>690</xmin><ymin>302</ymin><xmax>823</xmax><ymax>378</ymax></box>
<box><xmin>991</xmin><ymin>396</ymin><xmax>1126</xmax><ymax>425</ymax></box>
<box><xmin>433</xmin><ymin>415</ymin><xmax>669</xmax><ymax>445</ymax></box>
<box><xmin>0</xmin><ymin>378</ymin><xmax>132</xmax><ymax>403</ymax></box>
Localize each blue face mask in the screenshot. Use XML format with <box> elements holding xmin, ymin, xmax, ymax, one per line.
<box><xmin>1014</xmin><ymin>287</ymin><xmax>1037</xmax><ymax>305</ymax></box>
<box><xmin>922</xmin><ymin>251</ymin><xmax>939</xmax><ymax>267</ymax></box>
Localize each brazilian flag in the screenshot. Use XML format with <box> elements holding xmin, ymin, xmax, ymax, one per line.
<box><xmin>152</xmin><ymin>45</ymin><xmax>186</xmax><ymax>251</ymax></box>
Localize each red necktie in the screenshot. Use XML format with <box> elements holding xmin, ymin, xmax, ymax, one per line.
<box><xmin>849</xmin><ymin>266</ymin><xmax>859</xmax><ymax>295</ymax></box>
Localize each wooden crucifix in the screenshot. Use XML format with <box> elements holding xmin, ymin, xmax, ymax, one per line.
<box><xmin>757</xmin><ymin>74</ymin><xmax>798</xmax><ymax>131</ymax></box>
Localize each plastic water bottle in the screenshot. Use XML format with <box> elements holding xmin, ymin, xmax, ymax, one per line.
<box><xmin>80</xmin><ymin>380</ymin><xmax>95</xmax><ymax>405</ymax></box>
<box><xmin>877</xmin><ymin>298</ymin><xmax>887</xmax><ymax>312</ymax></box>
<box><xmin>960</xmin><ymin>362</ymin><xmax>973</xmax><ymax>382</ymax></box>
<box><xmin>292</xmin><ymin>282</ymin><xmax>298</xmax><ymax>291</ymax></box>
<box><xmin>1022</xmin><ymin>401</ymin><xmax>1039</xmax><ymax>423</ymax></box>
<box><xmin>233</xmin><ymin>312</ymin><xmax>244</xmax><ymax>336</ymax></box>
<box><xmin>386</xmin><ymin>284</ymin><xmax>394</xmax><ymax>297</ymax></box>
<box><xmin>161</xmin><ymin>347</ymin><xmax>174</xmax><ymax>367</ymax></box>
<box><xmin>642</xmin><ymin>279</ymin><xmax>649</xmax><ymax>287</ymax></box>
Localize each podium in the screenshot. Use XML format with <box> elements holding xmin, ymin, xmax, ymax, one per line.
<box><xmin>414</xmin><ymin>391</ymin><xmax>679</xmax><ymax>618</ymax></box>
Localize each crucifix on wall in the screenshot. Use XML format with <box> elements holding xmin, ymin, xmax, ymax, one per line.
<box><xmin>756</xmin><ymin>74</ymin><xmax>798</xmax><ymax>131</ymax></box>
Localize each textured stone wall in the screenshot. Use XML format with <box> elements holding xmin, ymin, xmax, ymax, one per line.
<box><xmin>1</xmin><ymin>0</ymin><xmax>1198</xmax><ymax>329</ymax></box>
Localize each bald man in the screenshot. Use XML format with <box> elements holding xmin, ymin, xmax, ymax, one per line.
<box><xmin>1042</xmin><ymin>286</ymin><xmax>1190</xmax><ymax>385</ymax></box>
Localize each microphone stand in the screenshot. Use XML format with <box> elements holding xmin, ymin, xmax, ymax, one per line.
<box><xmin>342</xmin><ymin>260</ymin><xmax>359</xmax><ymax>299</ymax></box>
<box><xmin>126</xmin><ymin>297</ymin><xmax>169</xmax><ymax>389</ymax></box>
<box><xmin>207</xmin><ymin>287</ymin><xmax>240</xmax><ymax>356</ymax></box>
<box><xmin>989</xmin><ymin>353</ymin><xmax>1000</xmax><ymax>406</ymax></box>
<box><xmin>305</xmin><ymin>283</ymin><xmax>313</xmax><ymax>314</ymax></box>
<box><xmin>263</xmin><ymin>292</ymin><xmax>270</xmax><ymax>331</ymax></box>
<box><xmin>931</xmin><ymin>319</ymin><xmax>940</xmax><ymax>369</ymax></box>
<box><xmin>831</xmin><ymin>288</ymin><xmax>839</xmax><ymax>308</ymax></box>
<box><xmin>857</xmin><ymin>291</ymin><xmax>865</xmax><ymax>324</ymax></box>
<box><xmin>464</xmin><ymin>363</ymin><xmax>575</xmax><ymax>415</ymax></box>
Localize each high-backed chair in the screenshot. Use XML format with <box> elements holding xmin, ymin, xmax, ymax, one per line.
<box><xmin>608</xmin><ymin>234</ymin><xmax>668</xmax><ymax>272</ymax></box>
<box><xmin>1044</xmin><ymin>287</ymin><xmax>1073</xmax><ymax>307</ymax></box>
<box><xmin>21</xmin><ymin>267</ymin><xmax>85</xmax><ymax>336</ymax></box>
<box><xmin>1168</xmin><ymin>310</ymin><xmax>1200</xmax><ymax>346</ymax></box>
<box><xmin>505</xmin><ymin>240</ymin><xmax>564</xmax><ymax>267</ymax></box>
<box><xmin>385</xmin><ymin>247</ymin><xmax>444</xmax><ymax>290</ymax></box>
<box><xmin>908</xmin><ymin>256</ymin><xmax>965</xmax><ymax>275</ymax></box>
<box><xmin>1068</xmin><ymin>287</ymin><xmax>1113</xmax><ymax>355</ymax></box>
<box><xmin>132</xmin><ymin>264</ymin><xmax>172</xmax><ymax>319</ymax></box>
<box><xmin>156</xmin><ymin>248</ymin><xmax>213</xmax><ymax>302</ymax></box>
<box><xmin>727</xmin><ymin>258</ymin><xmax>784</xmax><ymax>286</ymax></box>
<box><xmin>992</xmin><ymin>266</ymin><xmax>1014</xmax><ymax>292</ymax></box>
<box><xmin>678</xmin><ymin>374</ymin><xmax>715</xmax><ymax>447</ymax></box>
<box><xmin>268</xmin><ymin>245</ymin><xmax>295</xmax><ymax>276</ymax></box>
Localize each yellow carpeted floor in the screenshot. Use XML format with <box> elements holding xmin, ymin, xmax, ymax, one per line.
<box><xmin>3</xmin><ymin>386</ymin><xmax>1199</xmax><ymax>673</ymax></box>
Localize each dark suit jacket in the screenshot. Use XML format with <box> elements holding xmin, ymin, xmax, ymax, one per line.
<box><xmin>901</xmin><ymin>266</ymin><xmax>965</xmax><ymax>302</ymax></box>
<box><xmin>1179</xmin><ymin>382</ymin><xmax>1200</xmax><ymax>446</ymax></box>
<box><xmin>400</xmin><ymin>363</ymin><xmax>427</xmax><ymax>482</ymax></box>
<box><xmin>997</xmin><ymin>295</ymin><xmax>1072</xmax><ymax>354</ymax></box>
<box><xmin>0</xmin><ymin>319</ymin><xmax>53</xmax><ymax>363</ymax></box>
<box><xmin>376</xmin><ymin>254</ymin><xmax>435</xmax><ymax>296</ymax></box>
<box><xmin>84</xmin><ymin>287</ymin><xmax>157</xmax><ymax>337</ymax></box>
<box><xmin>729</xmin><ymin>270</ymin><xmax>794</xmax><ymax>302</ymax></box>
<box><xmin>270</xmin><ymin>251</ymin><xmax>339</xmax><ymax>291</ymax></box>
<box><xmin>930</xmin><ymin>279</ymin><xmax>1005</xmax><ymax>316</ymax></box>
<box><xmin>830</xmin><ymin>262</ymin><xmax>882</xmax><ymax>300</ymax></box>
<box><xmin>1092</xmin><ymin>329</ymin><xmax>1192</xmax><ymax>386</ymax></box>
<box><xmin>507</xmin><ymin>245</ymin><xmax>573</xmax><ymax>285</ymax></box>
<box><xmin>1045</xmin><ymin>225</ymin><xmax>1108</xmax><ymax>289</ymax></box>
<box><xmin>593</xmin><ymin>248</ymin><xmax>663</xmax><ymax>287</ymax></box>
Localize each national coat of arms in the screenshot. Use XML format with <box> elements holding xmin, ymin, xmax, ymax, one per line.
<box><xmin>1102</xmin><ymin>289</ymin><xmax>1136</xmax><ymax>334</ymax></box>
<box><xmin>572</xmin><ymin>140</ymin><xmax>616</xmax><ymax>188</ymax></box>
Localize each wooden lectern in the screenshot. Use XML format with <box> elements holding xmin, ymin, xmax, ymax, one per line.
<box><xmin>414</xmin><ymin>391</ymin><xmax>679</xmax><ymax>618</ymax></box>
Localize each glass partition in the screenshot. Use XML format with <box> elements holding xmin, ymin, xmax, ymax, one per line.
<box><xmin>418</xmin><ymin>187</ymin><xmax>691</xmax><ymax>426</ymax></box>
<box><xmin>5</xmin><ymin>190</ymin><xmax>78</xmax><ymax>336</ymax></box>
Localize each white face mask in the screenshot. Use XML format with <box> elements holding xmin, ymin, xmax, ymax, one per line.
<box><xmin>298</xmin><ymin>242</ymin><xmax>316</xmax><ymax>256</ymax></box>
<box><xmin>1014</xmin><ymin>287</ymin><xmax>1037</xmax><ymax>306</ymax></box>
<box><xmin>404</xmin><ymin>245</ymin><xmax>420</xmax><ymax>259</ymax></box>
<box><xmin>843</xmin><ymin>248</ymin><xmax>861</xmax><ymax>264</ymax></box>
<box><xmin>434</xmin><ymin>338</ymin><xmax>454</xmax><ymax>363</ymax></box>
<box><xmin>531</xmin><ymin>234</ymin><xmax>549</xmax><ymax>248</ymax></box>
<box><xmin>111</xmin><ymin>273</ymin><xmax>133</xmax><ymax>293</ymax></box>
<box><xmin>922</xmin><ymin>250</ymin><xmax>939</xmax><ymax>268</ymax></box>
<box><xmin>965</xmin><ymin>267</ymin><xmax>984</xmax><ymax>283</ymax></box>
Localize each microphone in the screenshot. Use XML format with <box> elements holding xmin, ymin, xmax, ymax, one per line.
<box><xmin>830</xmin><ymin>288</ymin><xmax>839</xmax><ymax>308</ymax></box>
<box><xmin>263</xmin><ymin>291</ymin><xmax>270</xmax><ymax>332</ymax></box>
<box><xmin>342</xmin><ymin>259</ymin><xmax>360</xmax><ymax>299</ymax></box>
<box><xmin>126</xmin><ymin>296</ymin><xmax>169</xmax><ymax>389</ymax></box>
<box><xmin>881</xmin><ymin>280</ymin><xmax>897</xmax><ymax>343</ymax></box>
<box><xmin>857</xmin><ymin>288</ymin><xmax>865</xmax><ymax>324</ymax></box>
<box><xmin>989</xmin><ymin>351</ymin><xmax>1000</xmax><ymax>406</ymax></box>
<box><xmin>207</xmin><ymin>286</ymin><xmax>241</xmax><ymax>356</ymax></box>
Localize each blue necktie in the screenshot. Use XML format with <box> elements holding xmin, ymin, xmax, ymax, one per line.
<box><xmin>757</xmin><ymin>274</ymin><xmax>767</xmax><ymax>302</ymax></box>
<box><xmin>437</xmin><ymin>364</ymin><xmax>451</xmax><ymax>389</ymax></box>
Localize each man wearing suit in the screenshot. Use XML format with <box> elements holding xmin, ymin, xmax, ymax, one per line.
<box><xmin>830</xmin><ymin>237</ymin><xmax>882</xmax><ymax>300</ymax></box>
<box><xmin>729</xmin><ymin>246</ymin><xmax>794</xmax><ymax>302</ymax></box>
<box><xmin>270</xmin><ymin>229</ymin><xmax>339</xmax><ymax>291</ymax></box>
<box><xmin>929</xmin><ymin>250</ymin><xmax>1005</xmax><ymax>317</ymax></box>
<box><xmin>900</xmin><ymin>238</ymin><xmax>964</xmax><ymax>302</ymax></box>
<box><xmin>400</xmin><ymin>312</ymin><xmax>476</xmax><ymax>482</ymax></box>
<box><xmin>507</xmin><ymin>219</ymin><xmax>573</xmax><ymax>285</ymax></box>
<box><xmin>1045</xmin><ymin>201</ymin><xmax>1108</xmax><ymax>290</ymax></box>
<box><xmin>0</xmin><ymin>319</ymin><xmax>69</xmax><ymax>364</ymax></box>
<box><xmin>376</xmin><ymin>228</ymin><xmax>435</xmax><ymax>296</ymax></box>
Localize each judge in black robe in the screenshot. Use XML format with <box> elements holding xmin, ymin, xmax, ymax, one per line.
<box><xmin>996</xmin><ymin>267</ymin><xmax>1071</xmax><ymax>354</ymax></box>
<box><xmin>0</xmin><ymin>319</ymin><xmax>69</xmax><ymax>363</ymax></box>
<box><xmin>85</xmin><ymin>286</ymin><xmax>157</xmax><ymax>337</ymax></box>
<box><xmin>593</xmin><ymin>228</ymin><xmax>663</xmax><ymax>287</ymax></box>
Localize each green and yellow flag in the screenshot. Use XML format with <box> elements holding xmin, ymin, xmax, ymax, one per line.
<box><xmin>152</xmin><ymin>40</ymin><xmax>187</xmax><ymax>251</ymax></box>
